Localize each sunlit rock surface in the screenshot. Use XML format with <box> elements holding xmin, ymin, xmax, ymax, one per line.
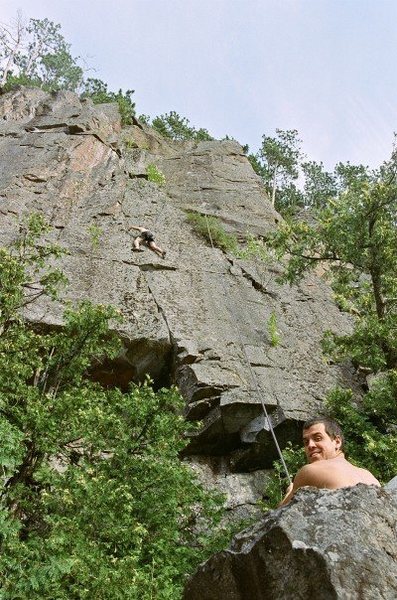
<box><xmin>0</xmin><ymin>87</ymin><xmax>359</xmax><ymax>488</ymax></box>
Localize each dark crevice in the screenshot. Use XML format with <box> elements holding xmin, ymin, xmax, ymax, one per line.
<box><xmin>228</xmin><ymin>257</ymin><xmax>279</xmax><ymax>299</ymax></box>
<box><xmin>127</xmin><ymin>172</ymin><xmax>148</xmax><ymax>180</ymax></box>
<box><xmin>139</xmin><ymin>263</ymin><xmax>176</xmax><ymax>271</ymax></box>
<box><xmin>89</xmin><ymin>337</ymin><xmax>173</xmax><ymax>392</ymax></box>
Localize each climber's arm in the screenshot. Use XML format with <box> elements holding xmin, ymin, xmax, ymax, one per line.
<box><xmin>278</xmin><ymin>465</ymin><xmax>318</xmax><ymax>506</ymax></box>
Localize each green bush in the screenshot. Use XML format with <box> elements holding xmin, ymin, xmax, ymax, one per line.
<box><xmin>88</xmin><ymin>224</ymin><xmax>103</xmax><ymax>248</ymax></box>
<box><xmin>149</xmin><ymin>111</ymin><xmax>214</xmax><ymax>141</ymax></box>
<box><xmin>122</xmin><ymin>137</ymin><xmax>139</xmax><ymax>150</ymax></box>
<box><xmin>325</xmin><ymin>383</ymin><xmax>397</xmax><ymax>483</ymax></box>
<box><xmin>267</xmin><ymin>312</ymin><xmax>281</xmax><ymax>347</ymax></box>
<box><xmin>81</xmin><ymin>78</ymin><xmax>135</xmax><ymax>125</ymax></box>
<box><xmin>235</xmin><ymin>234</ymin><xmax>271</xmax><ymax>263</ymax></box>
<box><xmin>146</xmin><ymin>164</ymin><xmax>166</xmax><ymax>186</ymax></box>
<box><xmin>261</xmin><ymin>443</ymin><xmax>306</xmax><ymax>510</ymax></box>
<box><xmin>186</xmin><ymin>212</ymin><xmax>239</xmax><ymax>253</ymax></box>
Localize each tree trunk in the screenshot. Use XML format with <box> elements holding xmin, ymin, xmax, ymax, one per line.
<box><xmin>271</xmin><ymin>168</ymin><xmax>277</xmax><ymax>206</ymax></box>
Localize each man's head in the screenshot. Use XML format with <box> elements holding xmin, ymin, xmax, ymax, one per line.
<box><xmin>302</xmin><ymin>416</ymin><xmax>344</xmax><ymax>463</ymax></box>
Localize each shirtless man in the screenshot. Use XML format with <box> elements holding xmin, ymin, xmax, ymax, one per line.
<box><xmin>130</xmin><ymin>225</ymin><xmax>166</xmax><ymax>259</ymax></box>
<box><xmin>279</xmin><ymin>416</ymin><xmax>380</xmax><ymax>506</ymax></box>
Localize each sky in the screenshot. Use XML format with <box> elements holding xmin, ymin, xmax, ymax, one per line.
<box><xmin>2</xmin><ymin>0</ymin><xmax>397</xmax><ymax>171</ymax></box>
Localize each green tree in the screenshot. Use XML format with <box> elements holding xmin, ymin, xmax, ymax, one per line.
<box><xmin>271</xmin><ymin>149</ymin><xmax>397</xmax><ymax>372</ymax></box>
<box><xmin>0</xmin><ymin>11</ymin><xmax>26</xmax><ymax>86</ymax></box>
<box><xmin>0</xmin><ymin>216</ymin><xmax>228</xmax><ymax>599</ymax></box>
<box><xmin>186</xmin><ymin>212</ymin><xmax>239</xmax><ymax>253</ymax></box>
<box><xmin>81</xmin><ymin>78</ymin><xmax>135</xmax><ymax>125</ymax></box>
<box><xmin>301</xmin><ymin>160</ymin><xmax>338</xmax><ymax>209</ymax></box>
<box><xmin>255</xmin><ymin>129</ymin><xmax>303</xmax><ymax>208</ymax></box>
<box><xmin>1</xmin><ymin>16</ymin><xmax>83</xmax><ymax>91</ymax></box>
<box><xmin>147</xmin><ymin>111</ymin><xmax>214</xmax><ymax>141</ymax></box>
<box><xmin>1</xmin><ymin>15</ymin><xmax>135</xmax><ymax>126</ymax></box>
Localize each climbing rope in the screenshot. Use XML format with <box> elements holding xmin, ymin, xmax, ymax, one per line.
<box><xmin>147</xmin><ymin>152</ymin><xmax>291</xmax><ymax>482</ymax></box>
<box><xmin>203</xmin><ymin>212</ymin><xmax>291</xmax><ymax>484</ymax></box>
<box><xmin>151</xmin><ymin>182</ymin><xmax>168</xmax><ymax>229</ymax></box>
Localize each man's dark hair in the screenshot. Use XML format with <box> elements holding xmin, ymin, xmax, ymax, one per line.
<box><xmin>303</xmin><ymin>416</ymin><xmax>344</xmax><ymax>451</ymax></box>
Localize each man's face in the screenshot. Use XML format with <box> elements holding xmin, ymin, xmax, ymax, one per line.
<box><xmin>302</xmin><ymin>423</ymin><xmax>342</xmax><ymax>463</ymax></box>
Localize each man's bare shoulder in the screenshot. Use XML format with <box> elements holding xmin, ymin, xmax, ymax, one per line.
<box><xmin>354</xmin><ymin>465</ymin><xmax>381</xmax><ymax>486</ymax></box>
<box><xmin>296</xmin><ymin>458</ymin><xmax>380</xmax><ymax>489</ymax></box>
<box><xmin>294</xmin><ymin>463</ymin><xmax>325</xmax><ymax>486</ymax></box>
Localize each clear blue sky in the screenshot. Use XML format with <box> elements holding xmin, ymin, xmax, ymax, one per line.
<box><xmin>2</xmin><ymin>0</ymin><xmax>397</xmax><ymax>170</ymax></box>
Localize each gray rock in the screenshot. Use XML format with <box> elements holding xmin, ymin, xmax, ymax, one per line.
<box><xmin>185</xmin><ymin>455</ymin><xmax>272</xmax><ymax>522</ymax></box>
<box><xmin>385</xmin><ymin>475</ymin><xmax>397</xmax><ymax>494</ymax></box>
<box><xmin>183</xmin><ymin>485</ymin><xmax>397</xmax><ymax>599</ymax></box>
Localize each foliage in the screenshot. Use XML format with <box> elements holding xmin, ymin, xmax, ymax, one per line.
<box><xmin>247</xmin><ymin>152</ymin><xmax>266</xmax><ymax>179</ymax></box>
<box><xmin>325</xmin><ymin>384</ymin><xmax>397</xmax><ymax>483</ymax></box>
<box><xmin>146</xmin><ymin>164</ymin><xmax>166</xmax><ymax>186</ymax></box>
<box><xmin>301</xmin><ymin>160</ymin><xmax>338</xmax><ymax>209</ymax></box>
<box><xmin>0</xmin><ymin>217</ymin><xmax>230</xmax><ymax>599</ymax></box>
<box><xmin>122</xmin><ymin>137</ymin><xmax>139</xmax><ymax>150</ymax></box>
<box><xmin>81</xmin><ymin>78</ymin><xmax>135</xmax><ymax>125</ymax></box>
<box><xmin>88</xmin><ymin>224</ymin><xmax>103</xmax><ymax>249</ymax></box>
<box><xmin>267</xmin><ymin>312</ymin><xmax>281</xmax><ymax>347</ymax></box>
<box><xmin>186</xmin><ymin>212</ymin><xmax>239</xmax><ymax>254</ymax></box>
<box><xmin>269</xmin><ymin>149</ymin><xmax>397</xmax><ymax>372</ymax></box>
<box><xmin>252</xmin><ymin>129</ymin><xmax>303</xmax><ymax>208</ymax></box>
<box><xmin>1</xmin><ymin>16</ymin><xmax>83</xmax><ymax>91</ymax></box>
<box><xmin>261</xmin><ymin>443</ymin><xmax>306</xmax><ymax>510</ymax></box>
<box><xmin>145</xmin><ymin>111</ymin><xmax>214</xmax><ymax>142</ymax></box>
<box><xmin>5</xmin><ymin>213</ymin><xmax>68</xmax><ymax>307</ymax></box>
<box><xmin>246</xmin><ymin>128</ymin><xmax>375</xmax><ymax>216</ymax></box>
<box><xmin>235</xmin><ymin>234</ymin><xmax>271</xmax><ymax>263</ymax></box>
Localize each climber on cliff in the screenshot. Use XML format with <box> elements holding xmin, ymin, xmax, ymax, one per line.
<box><xmin>130</xmin><ymin>225</ymin><xmax>166</xmax><ymax>259</ymax></box>
<box><xmin>278</xmin><ymin>416</ymin><xmax>380</xmax><ymax>506</ymax></box>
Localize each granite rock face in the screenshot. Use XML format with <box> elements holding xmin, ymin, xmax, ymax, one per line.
<box><xmin>183</xmin><ymin>485</ymin><xmax>397</xmax><ymax>600</ymax></box>
<box><xmin>0</xmin><ymin>87</ymin><xmax>359</xmax><ymax>485</ymax></box>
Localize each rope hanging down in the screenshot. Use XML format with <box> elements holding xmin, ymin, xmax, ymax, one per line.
<box><xmin>204</xmin><ymin>213</ymin><xmax>291</xmax><ymax>484</ymax></box>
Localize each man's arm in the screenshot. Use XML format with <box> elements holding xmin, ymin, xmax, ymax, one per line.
<box><xmin>129</xmin><ymin>225</ymin><xmax>145</xmax><ymax>232</ymax></box>
<box><xmin>278</xmin><ymin>482</ymin><xmax>294</xmax><ymax>506</ymax></box>
<box><xmin>278</xmin><ymin>465</ymin><xmax>318</xmax><ymax>506</ymax></box>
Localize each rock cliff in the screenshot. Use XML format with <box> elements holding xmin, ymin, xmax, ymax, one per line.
<box><xmin>0</xmin><ymin>87</ymin><xmax>359</xmax><ymax>505</ymax></box>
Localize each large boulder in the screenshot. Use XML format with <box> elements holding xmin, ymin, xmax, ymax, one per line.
<box><xmin>183</xmin><ymin>485</ymin><xmax>397</xmax><ymax>599</ymax></box>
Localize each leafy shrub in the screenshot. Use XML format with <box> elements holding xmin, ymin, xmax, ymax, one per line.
<box><xmin>1</xmin><ymin>17</ymin><xmax>84</xmax><ymax>92</ymax></box>
<box><xmin>81</xmin><ymin>78</ymin><xmax>135</xmax><ymax>125</ymax></box>
<box><xmin>235</xmin><ymin>234</ymin><xmax>272</xmax><ymax>263</ymax></box>
<box><xmin>146</xmin><ymin>164</ymin><xmax>166</xmax><ymax>186</ymax></box>
<box><xmin>325</xmin><ymin>383</ymin><xmax>397</xmax><ymax>483</ymax></box>
<box><xmin>122</xmin><ymin>137</ymin><xmax>139</xmax><ymax>149</ymax></box>
<box><xmin>149</xmin><ymin>111</ymin><xmax>214</xmax><ymax>141</ymax></box>
<box><xmin>267</xmin><ymin>312</ymin><xmax>281</xmax><ymax>347</ymax></box>
<box><xmin>88</xmin><ymin>224</ymin><xmax>103</xmax><ymax>248</ymax></box>
<box><xmin>186</xmin><ymin>212</ymin><xmax>239</xmax><ymax>253</ymax></box>
<box><xmin>261</xmin><ymin>443</ymin><xmax>306</xmax><ymax>510</ymax></box>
